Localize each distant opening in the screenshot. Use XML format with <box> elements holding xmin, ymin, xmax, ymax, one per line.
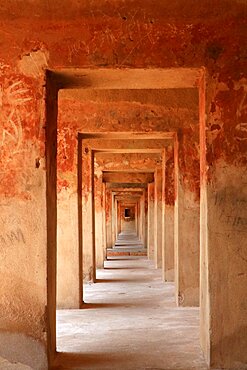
<box><xmin>124</xmin><ymin>208</ymin><xmax>131</xmax><ymax>218</ymax></box>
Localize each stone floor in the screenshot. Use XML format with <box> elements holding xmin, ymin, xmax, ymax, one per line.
<box><xmin>54</xmin><ymin>257</ymin><xmax>207</xmax><ymax>370</ymax></box>
<box><xmin>107</xmin><ymin>231</ymin><xmax>147</xmax><ymax>257</ymax></box>
<box><xmin>114</xmin><ymin>231</ymin><xmax>144</xmax><ymax>246</ymax></box>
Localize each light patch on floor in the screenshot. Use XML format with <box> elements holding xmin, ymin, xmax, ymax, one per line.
<box><xmin>56</xmin><ymin>257</ymin><xmax>207</xmax><ymax>369</ymax></box>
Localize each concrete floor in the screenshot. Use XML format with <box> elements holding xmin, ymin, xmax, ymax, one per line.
<box><xmin>55</xmin><ymin>257</ymin><xmax>207</xmax><ymax>370</ymax></box>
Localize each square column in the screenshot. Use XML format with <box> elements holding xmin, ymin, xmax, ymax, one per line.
<box><xmin>117</xmin><ymin>201</ymin><xmax>121</xmax><ymax>236</ymax></box>
<box><xmin>105</xmin><ymin>187</ymin><xmax>112</xmax><ymax>248</ymax></box>
<box><xmin>164</xmin><ymin>205</ymin><xmax>174</xmax><ymax>281</ymax></box>
<box><xmin>114</xmin><ymin>197</ymin><xmax>119</xmax><ymax>240</ymax></box>
<box><xmin>200</xmin><ymin>75</ymin><xmax>247</xmax><ymax>368</ymax></box>
<box><xmin>57</xmin><ymin>127</ymin><xmax>81</xmax><ymax>308</ymax></box>
<box><xmin>111</xmin><ymin>193</ymin><xmax>116</xmax><ymax>246</ymax></box>
<box><xmin>140</xmin><ymin>192</ymin><xmax>146</xmax><ymax>244</ymax></box>
<box><xmin>102</xmin><ymin>182</ymin><xmax>107</xmax><ymax>261</ymax></box>
<box><xmin>95</xmin><ymin>173</ymin><xmax>104</xmax><ymax>268</ymax></box>
<box><xmin>164</xmin><ymin>147</ymin><xmax>175</xmax><ymax>282</ymax></box>
<box><xmin>136</xmin><ymin>201</ymin><xmax>141</xmax><ymax>239</ymax></box>
<box><xmin>57</xmin><ymin>188</ymin><xmax>81</xmax><ymax>307</ymax></box>
<box><xmin>147</xmin><ymin>183</ymin><xmax>155</xmax><ymax>259</ymax></box>
<box><xmin>174</xmin><ymin>134</ymin><xmax>200</xmax><ymax>307</ymax></box>
<box><xmin>135</xmin><ymin>203</ymin><xmax>138</xmax><ymax>235</ymax></box>
<box><xmin>82</xmin><ymin>147</ymin><xmax>96</xmax><ymax>282</ymax></box>
<box><xmin>154</xmin><ymin>168</ymin><xmax>163</xmax><ymax>268</ymax></box>
<box><xmin>144</xmin><ymin>190</ymin><xmax>148</xmax><ymax>248</ymax></box>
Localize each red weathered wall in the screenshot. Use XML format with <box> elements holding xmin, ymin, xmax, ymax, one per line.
<box><xmin>0</xmin><ymin>1</ymin><xmax>246</xmax><ymax>368</ymax></box>
<box><xmin>0</xmin><ymin>1</ymin><xmax>245</xmax><ymax>198</ymax></box>
<box><xmin>0</xmin><ymin>68</ymin><xmax>45</xmax><ymax>198</ymax></box>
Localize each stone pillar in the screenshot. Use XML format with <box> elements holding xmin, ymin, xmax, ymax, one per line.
<box><xmin>115</xmin><ymin>197</ymin><xmax>119</xmax><ymax>240</ymax></box>
<box><xmin>200</xmin><ymin>75</ymin><xmax>247</xmax><ymax>368</ymax></box>
<box><xmin>140</xmin><ymin>192</ymin><xmax>145</xmax><ymax>244</ymax></box>
<box><xmin>164</xmin><ymin>147</ymin><xmax>175</xmax><ymax>282</ymax></box>
<box><xmin>154</xmin><ymin>168</ymin><xmax>163</xmax><ymax>268</ymax></box>
<box><xmin>102</xmin><ymin>182</ymin><xmax>107</xmax><ymax>262</ymax></box>
<box><xmin>200</xmin><ymin>77</ymin><xmax>210</xmax><ymax>364</ymax></box>
<box><xmin>138</xmin><ymin>200</ymin><xmax>142</xmax><ymax>240</ymax></box>
<box><xmin>95</xmin><ymin>173</ymin><xmax>104</xmax><ymax>268</ymax></box>
<box><xmin>135</xmin><ymin>203</ymin><xmax>138</xmax><ymax>236</ymax></box>
<box><xmin>105</xmin><ymin>187</ymin><xmax>112</xmax><ymax>248</ymax></box>
<box><xmin>117</xmin><ymin>201</ymin><xmax>121</xmax><ymax>235</ymax></box>
<box><xmin>0</xmin><ymin>74</ymin><xmax>53</xmax><ymax>368</ymax></box>
<box><xmin>82</xmin><ymin>146</ymin><xmax>96</xmax><ymax>282</ymax></box>
<box><xmin>174</xmin><ymin>134</ymin><xmax>200</xmax><ymax>307</ymax></box>
<box><xmin>161</xmin><ymin>150</ymin><xmax>166</xmax><ymax>279</ymax></box>
<box><xmin>56</xmin><ymin>100</ymin><xmax>81</xmax><ymax>309</ymax></box>
<box><xmin>57</xmin><ymin>189</ymin><xmax>81</xmax><ymax>308</ymax></box>
<box><xmin>145</xmin><ymin>190</ymin><xmax>148</xmax><ymax>248</ymax></box>
<box><xmin>147</xmin><ymin>183</ymin><xmax>155</xmax><ymax>259</ymax></box>
<box><xmin>111</xmin><ymin>193</ymin><xmax>116</xmax><ymax>246</ymax></box>
<box><xmin>139</xmin><ymin>199</ymin><xmax>142</xmax><ymax>241</ymax></box>
<box><xmin>164</xmin><ymin>205</ymin><xmax>174</xmax><ymax>281</ymax></box>
<box><xmin>46</xmin><ymin>80</ymin><xmax>58</xmax><ymax>362</ymax></box>
<box><xmin>136</xmin><ymin>201</ymin><xmax>140</xmax><ymax>239</ymax></box>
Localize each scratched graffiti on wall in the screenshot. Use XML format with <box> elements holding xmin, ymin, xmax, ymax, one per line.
<box><xmin>67</xmin><ymin>8</ymin><xmax>160</xmax><ymax>65</ymax></box>
<box><xmin>235</xmin><ymin>90</ymin><xmax>247</xmax><ymax>141</ymax></box>
<box><xmin>0</xmin><ymin>227</ymin><xmax>26</xmax><ymax>247</ymax></box>
<box><xmin>214</xmin><ymin>190</ymin><xmax>247</xmax><ymax>233</ymax></box>
<box><xmin>0</xmin><ymin>80</ymin><xmax>32</xmax><ymax>152</ymax></box>
<box><xmin>0</xmin><ymin>70</ymin><xmax>35</xmax><ymax>191</ymax></box>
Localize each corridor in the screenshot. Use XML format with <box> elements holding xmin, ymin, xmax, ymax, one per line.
<box><xmin>56</xmin><ymin>257</ymin><xmax>207</xmax><ymax>370</ymax></box>
<box><xmin>1</xmin><ymin>2</ymin><xmax>246</xmax><ymax>368</ymax></box>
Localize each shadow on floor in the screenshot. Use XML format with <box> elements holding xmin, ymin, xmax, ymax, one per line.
<box><xmin>81</xmin><ymin>302</ymin><xmax>139</xmax><ymax>309</ymax></box>
<box><xmin>95</xmin><ymin>278</ymin><xmax>149</xmax><ymax>283</ymax></box>
<box><xmin>106</xmin><ymin>257</ymin><xmax>143</xmax><ymax>261</ymax></box>
<box><xmin>52</xmin><ymin>351</ymin><xmax>204</xmax><ymax>370</ymax></box>
<box><xmin>52</xmin><ymin>351</ymin><xmax>136</xmax><ymax>369</ymax></box>
<box><xmin>103</xmin><ymin>265</ymin><xmax>147</xmax><ymax>270</ymax></box>
<box><xmin>95</xmin><ymin>278</ymin><xmax>131</xmax><ymax>283</ymax></box>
